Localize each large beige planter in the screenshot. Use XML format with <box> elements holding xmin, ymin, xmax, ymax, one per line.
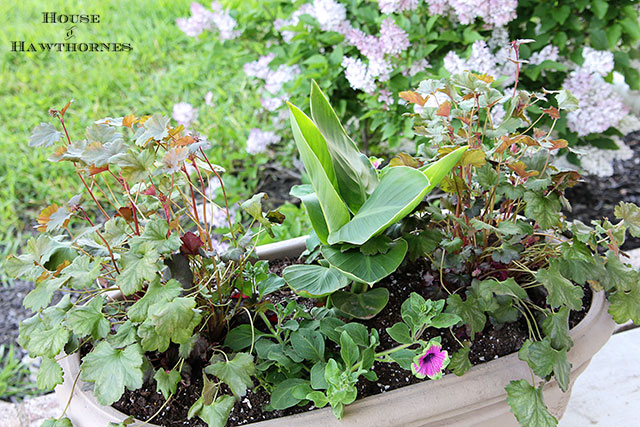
<box><xmin>56</xmin><ymin>237</ymin><xmax>615</xmax><ymax>426</ymax></box>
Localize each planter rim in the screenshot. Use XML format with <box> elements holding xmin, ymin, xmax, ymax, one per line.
<box><xmin>56</xmin><ymin>236</ymin><xmax>615</xmax><ymax>427</ymax></box>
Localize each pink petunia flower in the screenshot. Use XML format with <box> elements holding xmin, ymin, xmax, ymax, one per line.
<box><xmin>411</xmin><ymin>342</ymin><xmax>449</xmax><ymax>379</ymax></box>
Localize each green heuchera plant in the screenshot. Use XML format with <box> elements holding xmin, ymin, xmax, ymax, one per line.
<box><xmin>398</xmin><ymin>70</ymin><xmax>640</xmax><ymax>425</ymax></box>
<box><xmin>8</xmin><ymin>105</ymin><xmax>288</xmax><ymax>426</ymax></box>
<box><xmin>283</xmin><ymin>81</ymin><xmax>466</xmax><ymax>318</ymax></box>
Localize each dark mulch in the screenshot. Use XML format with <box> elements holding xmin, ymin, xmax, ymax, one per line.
<box><xmin>0</xmin><ymin>281</ymin><xmax>35</xmax><ymax>359</ymax></box>
<box><xmin>112</xmin><ymin>259</ymin><xmax>592</xmax><ymax>426</ymax></box>
<box><xmin>565</xmin><ymin>131</ymin><xmax>640</xmax><ymax>250</ymax></box>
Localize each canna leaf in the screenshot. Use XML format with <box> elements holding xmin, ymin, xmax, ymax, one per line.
<box><xmin>321</xmin><ymin>238</ymin><xmax>407</xmax><ymax>286</ymax></box>
<box><xmin>288</xmin><ymin>103</ymin><xmax>350</xmax><ymax>234</ymax></box>
<box><xmin>310</xmin><ymin>81</ymin><xmax>379</xmax><ymax>212</ymax></box>
<box><xmin>283</xmin><ymin>264</ymin><xmax>350</xmax><ymax>297</ymax></box>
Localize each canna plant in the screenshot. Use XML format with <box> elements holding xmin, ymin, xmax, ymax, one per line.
<box><xmin>284</xmin><ymin>81</ymin><xmax>467</xmax><ymax>318</ymax></box>
<box><xmin>7</xmin><ymin>104</ymin><xmax>289</xmax><ymax>426</ymax></box>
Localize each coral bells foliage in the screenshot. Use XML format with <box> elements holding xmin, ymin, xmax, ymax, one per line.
<box><xmin>402</xmin><ymin>70</ymin><xmax>640</xmax><ymax>426</ymax></box>
<box><xmin>13</xmin><ymin>103</ymin><xmax>289</xmax><ymax>427</ymax></box>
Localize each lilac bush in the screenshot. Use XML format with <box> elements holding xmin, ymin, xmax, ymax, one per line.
<box><xmin>175</xmin><ymin>0</ymin><xmax>640</xmax><ymax>175</ymax></box>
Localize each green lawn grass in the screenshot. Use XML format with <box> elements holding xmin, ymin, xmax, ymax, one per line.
<box><xmin>0</xmin><ymin>0</ymin><xmax>264</xmax><ymax>256</ymax></box>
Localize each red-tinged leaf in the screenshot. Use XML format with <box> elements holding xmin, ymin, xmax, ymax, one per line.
<box><xmin>37</xmin><ymin>204</ymin><xmax>60</xmax><ymax>232</ymax></box>
<box><xmin>116</xmin><ymin>207</ymin><xmax>134</xmax><ymax>222</ymax></box>
<box><xmin>51</xmin><ymin>145</ymin><xmax>67</xmax><ymax>160</ymax></box>
<box><xmin>508</xmin><ymin>161</ymin><xmax>539</xmax><ymax>178</ymax></box>
<box><xmin>89</xmin><ymin>165</ymin><xmax>109</xmax><ymax>176</ymax></box>
<box><xmin>142</xmin><ymin>185</ymin><xmax>157</xmax><ymax>196</ymax></box>
<box><xmin>548</xmin><ymin>139</ymin><xmax>568</xmax><ymax>150</ymax></box>
<box><xmin>542</xmin><ymin>107</ymin><xmax>560</xmax><ymax>119</ymax></box>
<box><xmin>552</xmin><ymin>171</ymin><xmax>581</xmax><ymax>188</ymax></box>
<box><xmin>389</xmin><ymin>152</ymin><xmax>423</xmax><ymax>168</ymax></box>
<box><xmin>436</xmin><ymin>101</ymin><xmax>452</xmax><ymax>117</ymax></box>
<box><xmin>180</xmin><ymin>232</ymin><xmax>203</xmax><ymax>255</ymax></box>
<box><xmin>533</xmin><ymin>128</ymin><xmax>546</xmax><ymax>140</ymax></box>
<box><xmin>399</xmin><ymin>91</ymin><xmax>427</xmax><ymax>107</ymax></box>
<box><xmin>60</xmin><ymin>100</ymin><xmax>74</xmax><ymax>118</ymax></box>
<box><xmin>472</xmin><ymin>73</ymin><xmax>494</xmax><ymax>83</ymax></box>
<box><xmin>175</xmin><ymin>135</ymin><xmax>195</xmax><ymax>147</ymax></box>
<box><xmin>122</xmin><ymin>114</ymin><xmax>137</xmax><ymax>128</ymax></box>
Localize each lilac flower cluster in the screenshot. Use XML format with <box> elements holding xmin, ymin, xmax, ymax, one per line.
<box><xmin>177</xmin><ymin>2</ymin><xmax>239</xmax><ymax>40</ymax></box>
<box><xmin>246</xmin><ymin>128</ymin><xmax>281</xmax><ymax>155</ymax></box>
<box><xmin>425</xmin><ymin>0</ymin><xmax>517</xmax><ymax>26</ymax></box>
<box><xmin>272</xmin><ymin>1</ymin><xmax>411</xmax><ymax>95</ymax></box>
<box><xmin>341</xmin><ymin>17</ymin><xmax>410</xmax><ymax>93</ymax></box>
<box><xmin>562</xmin><ymin>48</ymin><xmax>627</xmax><ymax>137</ymax></box>
<box><xmin>172</xmin><ymin>102</ymin><xmax>198</xmax><ymax>128</ymax></box>
<box><xmin>378</xmin><ymin>0</ymin><xmax>419</xmax><ymax>15</ymax></box>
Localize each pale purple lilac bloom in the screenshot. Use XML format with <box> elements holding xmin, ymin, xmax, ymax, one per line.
<box><xmin>378</xmin><ymin>0</ymin><xmax>419</xmax><ymax>14</ymax></box>
<box><xmin>246</xmin><ymin>128</ymin><xmax>281</xmax><ymax>154</ymax></box>
<box><xmin>172</xmin><ymin>102</ymin><xmax>198</xmax><ymax>128</ymax></box>
<box><xmin>177</xmin><ymin>2</ymin><xmax>240</xmax><ymax>40</ymax></box>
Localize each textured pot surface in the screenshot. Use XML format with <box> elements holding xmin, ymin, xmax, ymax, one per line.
<box><xmin>56</xmin><ymin>237</ymin><xmax>615</xmax><ymax>427</ymax></box>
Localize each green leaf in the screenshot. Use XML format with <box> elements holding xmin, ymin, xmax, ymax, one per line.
<box><xmin>80</xmin><ymin>342</ymin><xmax>144</xmax><ymax>405</ymax></box>
<box><xmin>270</xmin><ymin>378</ymin><xmax>312</xmax><ymax>410</ymax></box>
<box><xmin>387</xmin><ymin>348</ymin><xmax>415</xmax><ymax>370</ymax></box>
<box><xmin>64</xmin><ymin>297</ymin><xmax>109</xmax><ymax>340</ymax></box>
<box><xmin>82</xmin><ymin>138</ymin><xmax>126</xmax><ymax>167</ymax></box>
<box><xmin>321</xmin><ymin>238</ymin><xmax>407</xmax><ymax>285</ymax></box>
<box><xmin>290</xmin><ymin>329</ymin><xmax>325</xmax><ymax>362</ymax></box>
<box><xmin>386</xmin><ymin>322</ymin><xmax>412</xmax><ymax>344</ymax></box>
<box><xmin>150</xmin><ymin>297</ymin><xmax>202</xmax><ymax>345</ymax></box>
<box><xmin>240</xmin><ymin>193</ymin><xmax>276</xmax><ymax>238</ymax></box>
<box><xmin>224</xmin><ymin>325</ymin><xmax>266</xmax><ymax>351</ymax></box>
<box><xmin>330</xmin><ymin>288</ymin><xmax>389</xmax><ymax>319</ymax></box>
<box><xmin>205</xmin><ymin>353</ymin><xmax>254</xmax><ymax>398</ymax></box>
<box><xmin>108</xmin><ymin>321</ymin><xmax>138</xmax><ymax>348</ymax></box>
<box><xmin>118</xmin><ymin>148</ymin><xmax>155</xmax><ymax>182</ymax></box>
<box><xmin>290</xmin><ymin>185</ymin><xmax>330</xmax><ymax>244</ymax></box>
<box><xmin>506</xmin><ymin>380</ymin><xmax>557</xmax><ymax>427</ymax></box>
<box><xmin>258</xmin><ymin>274</ymin><xmax>285</xmax><ymax>298</ymax></box>
<box><xmin>491</xmin><ymin>242</ymin><xmax>523</xmax><ymax>264</ymax></box>
<box><xmin>41</xmin><ymin>418</ymin><xmax>73</xmax><ymax>427</ymax></box>
<box><xmin>154</xmin><ymin>368</ymin><xmax>181</xmax><ymax>399</ymax></box>
<box><xmin>310</xmin><ymin>362</ymin><xmax>329</xmax><ymax>390</ymax></box>
<box><xmin>135</xmin><ymin>114</ymin><xmax>169</xmax><ymax>146</ymax></box>
<box><xmin>591</xmin><ymin>0</ymin><xmax>608</xmax><ymax>19</ymax></box>
<box><xmin>283</xmin><ymin>264</ymin><xmax>350</xmax><ymax>297</ymax></box>
<box><xmin>59</xmin><ymin>255</ymin><xmax>103</xmax><ymax>289</ymax></box>
<box><xmin>404</xmin><ymin>229</ymin><xmax>442</xmax><ymax>261</ymax></box>
<box><xmin>23</xmin><ymin>277</ymin><xmax>64</xmax><ymax>311</ymax></box>
<box><xmin>27</xmin><ymin>325</ymin><xmax>69</xmax><ymax>358</ymax></box>
<box><xmin>423</xmin><ymin>146</ymin><xmax>469</xmax><ymax>192</ymax></box>
<box><xmin>449</xmin><ymin>344</ymin><xmax>472</xmax><ymax>376</ymax></box>
<box><xmin>542</xmin><ymin>308</ymin><xmax>573</xmax><ymax>350</ymax></box>
<box><xmin>309</xmin><ymin>81</ymin><xmax>379</xmax><ymax>212</ymax></box>
<box><xmin>523</xmin><ymin>191</ymin><xmax>562</xmax><ymax>229</ymax></box>
<box><xmin>535</xmin><ymin>261</ymin><xmax>584</xmax><ymax>310</ymax></box>
<box><xmin>614</xmin><ymin>202</ymin><xmax>640</xmax><ymax>237</ymax></box>
<box><xmin>198</xmin><ymin>395</ymin><xmax>235</xmax><ymax>427</ymax></box>
<box><xmin>288</xmin><ymin>103</ymin><xmax>350</xmax><ymax>234</ymax></box>
<box><xmin>339</xmin><ymin>331</ymin><xmax>359</xmax><ymax>367</ymax></box>
<box><xmin>37</xmin><ymin>357</ymin><xmax>63</xmax><ymax>390</ymax></box>
<box><xmin>329</xmin><ymin>149</ymin><xmax>466</xmax><ymax>245</ymax></box>
<box><xmin>480</xmin><ymin>278</ymin><xmax>528</xmax><ymax>300</ymax></box>
<box><xmin>128</xmin><ymin>278</ymin><xmax>182</xmax><ymax>322</ymax></box>
<box><xmin>556</xmin><ymin>90</ymin><xmax>579</xmax><ymax>112</ymax></box>
<box><xmin>29</xmin><ymin>123</ymin><xmax>63</xmax><ymax>147</ymax></box>
<box><xmin>602</xmin><ymin>252</ymin><xmax>639</xmax><ymax>292</ymax></box>
<box><xmin>116</xmin><ymin>246</ymin><xmax>161</xmax><ymax>295</ymax></box>
<box><xmin>609</xmin><ymin>283</ymin><xmax>640</xmax><ymax>324</ymax></box>
<box><xmin>130</xmin><ymin>219</ymin><xmax>181</xmax><ymax>255</ymax></box>
<box><xmin>446</xmin><ymin>294</ymin><xmax>486</xmax><ymax>336</ymax></box>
